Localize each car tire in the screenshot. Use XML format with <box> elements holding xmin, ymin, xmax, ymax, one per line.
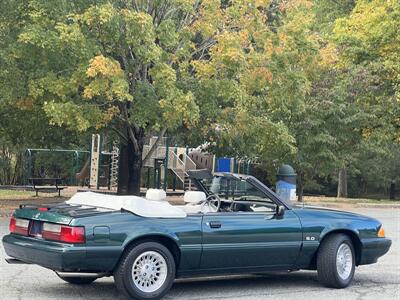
<box><xmin>317</xmin><ymin>233</ymin><xmax>355</xmax><ymax>288</ymax></box>
<box><xmin>55</xmin><ymin>273</ymin><xmax>97</xmax><ymax>285</ymax></box>
<box><xmin>114</xmin><ymin>242</ymin><xmax>176</xmax><ymax>300</ymax></box>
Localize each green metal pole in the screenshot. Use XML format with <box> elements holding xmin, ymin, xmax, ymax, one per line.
<box><xmin>163</xmin><ymin>137</ymin><xmax>169</xmax><ymax>191</ymax></box>
<box><xmin>25</xmin><ymin>149</ymin><xmax>32</xmax><ymax>185</ymax></box>
<box><xmin>96</xmin><ymin>135</ymin><xmax>102</xmax><ymax>190</ymax></box>
<box><xmin>75</xmin><ymin>151</ymin><xmax>80</xmax><ymax>185</ymax></box>
<box><xmin>173</xmin><ymin>145</ymin><xmax>177</xmax><ymax>191</ymax></box>
<box><xmin>71</xmin><ymin>151</ymin><xmax>79</xmax><ymax>185</ymax></box>
<box><xmin>147</xmin><ymin>167</ymin><xmax>150</xmax><ymax>188</ymax></box>
<box><xmin>153</xmin><ymin>159</ymin><xmax>157</xmax><ymax>188</ymax></box>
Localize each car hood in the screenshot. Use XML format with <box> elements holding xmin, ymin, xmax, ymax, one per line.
<box><xmin>292</xmin><ymin>204</ymin><xmax>379</xmax><ymax>222</ymax></box>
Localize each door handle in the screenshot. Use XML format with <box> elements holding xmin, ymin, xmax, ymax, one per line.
<box><xmin>208</xmin><ymin>221</ymin><xmax>221</xmax><ymax>229</ymax></box>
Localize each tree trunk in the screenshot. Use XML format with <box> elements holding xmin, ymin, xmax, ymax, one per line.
<box><xmin>117</xmin><ymin>128</ymin><xmax>144</xmax><ymax>195</ymax></box>
<box><xmin>337</xmin><ymin>166</ymin><xmax>348</xmax><ymax>198</ymax></box>
<box><xmin>297</xmin><ymin>170</ymin><xmax>304</xmax><ymax>202</ymax></box>
<box><xmin>389</xmin><ymin>180</ymin><xmax>395</xmax><ymax>200</ymax></box>
<box><xmin>11</xmin><ymin>153</ymin><xmax>22</xmax><ymax>185</ymax></box>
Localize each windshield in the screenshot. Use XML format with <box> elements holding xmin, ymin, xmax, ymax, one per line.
<box><xmin>202</xmin><ymin>176</ymin><xmax>275</xmax><ymax>204</ymax></box>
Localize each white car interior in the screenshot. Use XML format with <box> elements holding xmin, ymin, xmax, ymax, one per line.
<box><xmin>145</xmin><ymin>188</ymin><xmax>167</xmax><ymax>201</ymax></box>
<box><xmin>181</xmin><ymin>191</ymin><xmax>214</xmax><ymax>214</ymax></box>
<box><xmin>66</xmin><ymin>177</ymin><xmax>277</xmax><ymax>219</ymax></box>
<box><xmin>67</xmin><ymin>191</ymin><xmax>187</xmax><ymax>218</ymax></box>
<box><xmin>67</xmin><ymin>189</ymin><xmax>218</xmax><ymax>217</ymax></box>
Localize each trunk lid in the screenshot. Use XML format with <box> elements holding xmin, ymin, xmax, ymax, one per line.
<box><xmin>14</xmin><ymin>202</ymin><xmax>115</xmax><ymax>225</ymax></box>
<box><xmin>12</xmin><ymin>202</ymin><xmax>116</xmax><ymax>241</ymax></box>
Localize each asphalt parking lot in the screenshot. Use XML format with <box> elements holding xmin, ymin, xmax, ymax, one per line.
<box><xmin>0</xmin><ymin>208</ymin><xmax>399</xmax><ymax>300</ymax></box>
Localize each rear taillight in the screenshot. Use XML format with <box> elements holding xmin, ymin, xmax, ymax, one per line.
<box><xmin>9</xmin><ymin>217</ymin><xmax>15</xmax><ymax>233</ymax></box>
<box><xmin>42</xmin><ymin>223</ymin><xmax>85</xmax><ymax>244</ymax></box>
<box><xmin>9</xmin><ymin>217</ymin><xmax>29</xmax><ymax>235</ymax></box>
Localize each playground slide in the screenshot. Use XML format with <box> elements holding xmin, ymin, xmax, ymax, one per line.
<box><xmin>76</xmin><ymin>158</ymin><xmax>90</xmax><ymax>186</ymax></box>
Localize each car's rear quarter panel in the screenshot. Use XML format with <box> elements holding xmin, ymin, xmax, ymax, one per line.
<box><xmin>70</xmin><ymin>212</ymin><xmax>203</xmax><ymax>273</ymax></box>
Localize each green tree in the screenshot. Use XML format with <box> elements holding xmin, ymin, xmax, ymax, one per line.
<box><xmin>332</xmin><ymin>0</ymin><xmax>400</xmax><ymax>197</ymax></box>
<box><xmin>188</xmin><ymin>0</ymin><xmax>319</xmax><ymax>170</ymax></box>
<box><xmin>334</xmin><ymin>0</ymin><xmax>400</xmax><ymax>142</ymax></box>
<box><xmin>289</xmin><ymin>0</ymin><xmax>400</xmax><ymax>200</ymax></box>
<box><xmin>1</xmin><ymin>0</ymin><xmax>308</xmax><ymax>194</ymax></box>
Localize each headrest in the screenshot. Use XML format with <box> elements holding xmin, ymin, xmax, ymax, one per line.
<box><xmin>184</xmin><ymin>191</ymin><xmax>206</xmax><ymax>204</ymax></box>
<box><xmin>146</xmin><ymin>189</ymin><xmax>167</xmax><ymax>201</ymax></box>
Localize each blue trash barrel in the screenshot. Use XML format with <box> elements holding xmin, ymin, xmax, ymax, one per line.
<box><xmin>217</xmin><ymin>158</ymin><xmax>232</xmax><ymax>172</ymax></box>
<box><xmin>276</xmin><ymin>164</ymin><xmax>297</xmax><ymax>202</ymax></box>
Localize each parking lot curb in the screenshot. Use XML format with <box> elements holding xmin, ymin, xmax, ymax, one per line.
<box><xmin>303</xmin><ymin>202</ymin><xmax>400</xmax><ymax>209</ymax></box>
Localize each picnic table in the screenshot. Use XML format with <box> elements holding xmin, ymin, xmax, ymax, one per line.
<box><xmin>29</xmin><ymin>178</ymin><xmax>65</xmax><ymax>197</ymax></box>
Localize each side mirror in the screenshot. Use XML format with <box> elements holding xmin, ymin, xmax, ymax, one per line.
<box><xmin>276</xmin><ymin>205</ymin><xmax>285</xmax><ymax>219</ymax></box>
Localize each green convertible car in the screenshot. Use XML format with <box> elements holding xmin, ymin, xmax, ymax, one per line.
<box><xmin>3</xmin><ymin>170</ymin><xmax>391</xmax><ymax>299</ymax></box>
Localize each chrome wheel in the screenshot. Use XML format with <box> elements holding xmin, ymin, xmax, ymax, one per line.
<box><xmin>132</xmin><ymin>251</ymin><xmax>168</xmax><ymax>293</ymax></box>
<box><xmin>336</xmin><ymin>243</ymin><xmax>353</xmax><ymax>280</ymax></box>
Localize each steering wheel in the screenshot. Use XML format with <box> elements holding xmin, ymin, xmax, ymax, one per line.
<box><xmin>201</xmin><ymin>194</ymin><xmax>221</xmax><ymax>213</ymax></box>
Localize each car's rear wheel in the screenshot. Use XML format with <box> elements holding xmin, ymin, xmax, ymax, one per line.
<box><xmin>317</xmin><ymin>233</ymin><xmax>355</xmax><ymax>288</ymax></box>
<box><xmin>55</xmin><ymin>272</ymin><xmax>97</xmax><ymax>285</ymax></box>
<box><xmin>114</xmin><ymin>242</ymin><xmax>176</xmax><ymax>299</ymax></box>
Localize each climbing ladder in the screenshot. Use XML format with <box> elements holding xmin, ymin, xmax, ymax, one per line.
<box><xmin>110</xmin><ymin>143</ymin><xmax>119</xmax><ymax>189</ymax></box>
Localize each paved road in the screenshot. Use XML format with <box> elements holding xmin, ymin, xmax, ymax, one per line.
<box><xmin>0</xmin><ymin>208</ymin><xmax>399</xmax><ymax>300</ymax></box>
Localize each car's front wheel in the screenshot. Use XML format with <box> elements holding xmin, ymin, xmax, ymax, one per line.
<box><xmin>114</xmin><ymin>242</ymin><xmax>176</xmax><ymax>299</ymax></box>
<box><xmin>317</xmin><ymin>233</ymin><xmax>355</xmax><ymax>288</ymax></box>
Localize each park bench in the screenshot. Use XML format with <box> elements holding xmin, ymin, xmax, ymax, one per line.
<box><xmin>29</xmin><ymin>178</ymin><xmax>65</xmax><ymax>197</ymax></box>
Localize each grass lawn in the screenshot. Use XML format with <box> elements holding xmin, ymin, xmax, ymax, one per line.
<box><xmin>303</xmin><ymin>196</ymin><xmax>397</xmax><ymax>204</ymax></box>
<box><xmin>0</xmin><ymin>189</ymin><xmax>36</xmax><ymax>199</ymax></box>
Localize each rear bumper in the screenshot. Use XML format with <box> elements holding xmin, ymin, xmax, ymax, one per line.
<box><xmin>2</xmin><ymin>234</ymin><xmax>86</xmax><ymax>272</ymax></box>
<box><xmin>359</xmin><ymin>237</ymin><xmax>392</xmax><ymax>265</ymax></box>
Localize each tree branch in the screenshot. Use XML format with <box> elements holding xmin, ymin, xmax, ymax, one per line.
<box><xmin>132</xmin><ymin>0</ymin><xmax>139</xmax><ymax>11</ymax></box>
<box><xmin>110</xmin><ymin>125</ymin><xmax>129</xmax><ymax>144</ymax></box>
<box><xmin>191</xmin><ymin>38</ymin><xmax>216</xmax><ymax>58</ymax></box>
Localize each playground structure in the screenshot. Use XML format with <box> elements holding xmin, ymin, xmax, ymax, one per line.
<box><xmin>85</xmin><ymin>135</ymin><xmax>256</xmax><ymax>191</ymax></box>
<box><xmin>70</xmin><ymin>135</ymin><xmax>202</xmax><ymax>191</ymax></box>
<box><xmin>79</xmin><ymin>134</ymin><xmax>118</xmax><ymax>189</ymax></box>
<box><xmin>23</xmin><ymin>135</ymin><xmax>257</xmax><ymax>192</ymax></box>
<box><xmin>140</xmin><ymin>136</ymin><xmax>256</xmax><ymax>191</ymax></box>
<box><xmin>142</xmin><ymin>137</ymin><xmax>200</xmax><ymax>190</ymax></box>
<box><xmin>24</xmin><ymin>148</ymin><xmax>90</xmax><ymax>185</ymax></box>
<box><xmin>23</xmin><ymin>136</ymin><xmax>117</xmax><ymax>189</ymax></box>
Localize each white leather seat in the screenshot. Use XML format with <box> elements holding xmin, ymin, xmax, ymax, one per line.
<box><xmin>184</xmin><ymin>191</ymin><xmax>206</xmax><ymax>204</ymax></box>
<box><xmin>145</xmin><ymin>189</ymin><xmax>167</xmax><ymax>201</ymax></box>
<box><xmin>182</xmin><ymin>191</ymin><xmax>206</xmax><ymax>214</ymax></box>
